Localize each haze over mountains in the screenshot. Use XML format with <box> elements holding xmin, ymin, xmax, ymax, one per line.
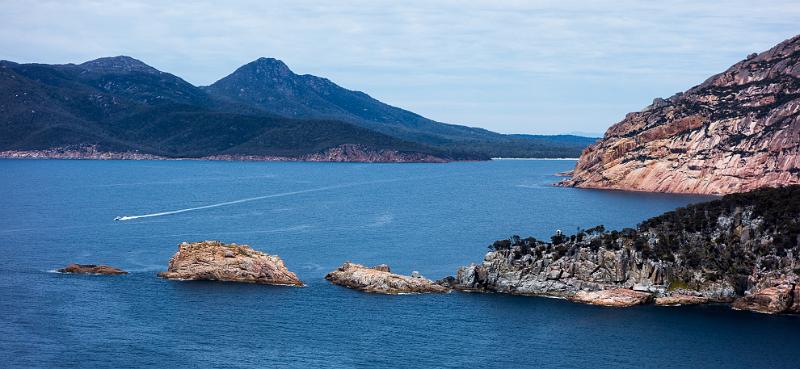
<box><xmin>0</xmin><ymin>56</ymin><xmax>596</xmax><ymax>161</ymax></box>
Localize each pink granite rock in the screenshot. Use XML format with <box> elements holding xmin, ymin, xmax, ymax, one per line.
<box><xmin>559</xmin><ymin>35</ymin><xmax>800</xmax><ymax>195</ymax></box>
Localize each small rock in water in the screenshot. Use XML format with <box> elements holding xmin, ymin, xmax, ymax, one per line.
<box><xmin>58</xmin><ymin>263</ymin><xmax>127</xmax><ymax>275</ymax></box>
<box><xmin>325</xmin><ymin>262</ymin><xmax>448</xmax><ymax>294</ymax></box>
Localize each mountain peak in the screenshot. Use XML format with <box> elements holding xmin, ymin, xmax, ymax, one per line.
<box><xmin>245</xmin><ymin>57</ymin><xmax>293</xmax><ymax>76</ymax></box>
<box><xmin>80</xmin><ymin>56</ymin><xmax>159</xmax><ymax>74</ymax></box>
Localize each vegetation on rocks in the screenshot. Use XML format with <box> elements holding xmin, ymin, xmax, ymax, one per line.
<box><xmin>452</xmin><ymin>185</ymin><xmax>800</xmax><ymax>313</ymax></box>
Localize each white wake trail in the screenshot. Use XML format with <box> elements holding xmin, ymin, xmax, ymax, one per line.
<box><xmin>114</xmin><ymin>178</ymin><xmax>406</xmax><ymax>221</ymax></box>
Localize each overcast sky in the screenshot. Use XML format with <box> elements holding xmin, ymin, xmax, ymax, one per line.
<box><xmin>1</xmin><ymin>1</ymin><xmax>798</xmax><ymax>135</ymax></box>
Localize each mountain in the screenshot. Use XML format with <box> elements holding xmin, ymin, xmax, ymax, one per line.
<box><xmin>559</xmin><ymin>35</ymin><xmax>800</xmax><ymax>194</ymax></box>
<box><xmin>0</xmin><ymin>56</ymin><xmax>455</xmax><ymax>160</ymax></box>
<box><xmin>447</xmin><ymin>185</ymin><xmax>800</xmax><ymax>314</ymax></box>
<box><xmin>204</xmin><ymin>58</ymin><xmax>491</xmax><ymax>142</ymax></box>
<box><xmin>0</xmin><ymin>55</ymin><xmax>594</xmax><ymax>161</ymax></box>
<box><xmin>204</xmin><ymin>58</ymin><xmax>593</xmax><ymax>158</ymax></box>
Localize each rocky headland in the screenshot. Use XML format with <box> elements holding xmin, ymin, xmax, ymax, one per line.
<box><xmin>158</xmin><ymin>240</ymin><xmax>303</xmax><ymax>286</ymax></box>
<box><xmin>445</xmin><ymin>185</ymin><xmax>800</xmax><ymax>314</ymax></box>
<box><xmin>325</xmin><ymin>262</ymin><xmax>448</xmax><ymax>294</ymax></box>
<box><xmin>58</xmin><ymin>263</ymin><xmax>127</xmax><ymax>275</ymax></box>
<box><xmin>559</xmin><ymin>34</ymin><xmax>800</xmax><ymax>195</ymax></box>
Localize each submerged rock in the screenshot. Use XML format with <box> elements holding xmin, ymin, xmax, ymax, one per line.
<box><xmin>570</xmin><ymin>288</ymin><xmax>653</xmax><ymax>307</ymax></box>
<box><xmin>325</xmin><ymin>262</ymin><xmax>448</xmax><ymax>294</ymax></box>
<box><xmin>158</xmin><ymin>241</ymin><xmax>303</xmax><ymax>286</ymax></box>
<box><xmin>58</xmin><ymin>263</ymin><xmax>127</xmax><ymax>275</ymax></box>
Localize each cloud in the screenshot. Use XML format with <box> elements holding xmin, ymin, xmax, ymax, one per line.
<box><xmin>1</xmin><ymin>0</ymin><xmax>798</xmax><ymax>134</ymax></box>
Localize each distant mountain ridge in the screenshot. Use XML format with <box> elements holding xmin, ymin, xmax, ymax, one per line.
<box><xmin>204</xmin><ymin>57</ymin><xmax>500</xmax><ymax>143</ymax></box>
<box><xmin>0</xmin><ymin>55</ymin><xmax>594</xmax><ymax>161</ymax></box>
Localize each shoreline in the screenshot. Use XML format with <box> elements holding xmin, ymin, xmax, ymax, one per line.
<box><xmin>491</xmin><ymin>157</ymin><xmax>579</xmax><ymax>160</ymax></box>
<box><xmin>0</xmin><ymin>148</ymin><xmax>583</xmax><ymax>163</ymax></box>
<box><xmin>0</xmin><ymin>153</ymin><xmax>450</xmax><ymax>164</ymax></box>
<box><xmin>555</xmin><ymin>180</ymin><xmax>725</xmax><ymax>197</ymax></box>
<box><xmin>0</xmin><ymin>145</ymin><xmax>450</xmax><ymax>164</ymax></box>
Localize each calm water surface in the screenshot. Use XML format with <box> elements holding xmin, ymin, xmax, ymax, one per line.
<box><xmin>0</xmin><ymin>159</ymin><xmax>796</xmax><ymax>368</ymax></box>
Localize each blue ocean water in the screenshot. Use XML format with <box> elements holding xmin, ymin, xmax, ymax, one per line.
<box><xmin>0</xmin><ymin>159</ymin><xmax>797</xmax><ymax>369</ymax></box>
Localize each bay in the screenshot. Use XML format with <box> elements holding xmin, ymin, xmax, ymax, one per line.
<box><xmin>0</xmin><ymin>159</ymin><xmax>795</xmax><ymax>368</ymax></box>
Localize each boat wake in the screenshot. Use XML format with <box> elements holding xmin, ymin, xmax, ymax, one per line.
<box><xmin>114</xmin><ymin>178</ymin><xmax>412</xmax><ymax>221</ymax></box>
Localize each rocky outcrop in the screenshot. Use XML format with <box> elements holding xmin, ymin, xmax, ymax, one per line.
<box><xmin>449</xmin><ymin>235</ymin><xmax>736</xmax><ymax>303</ymax></box>
<box><xmin>559</xmin><ymin>34</ymin><xmax>800</xmax><ymax>195</ymax></box>
<box><xmin>158</xmin><ymin>241</ymin><xmax>303</xmax><ymax>286</ymax></box>
<box><xmin>731</xmin><ymin>283</ymin><xmax>798</xmax><ymax>314</ymax></box>
<box><xmin>449</xmin><ymin>185</ymin><xmax>800</xmax><ymax>313</ymax></box>
<box><xmin>58</xmin><ymin>263</ymin><xmax>127</xmax><ymax>275</ymax></box>
<box><xmin>655</xmin><ymin>295</ymin><xmax>709</xmax><ymax>306</ymax></box>
<box><xmin>570</xmin><ymin>288</ymin><xmax>653</xmax><ymax>307</ymax></box>
<box><xmin>325</xmin><ymin>262</ymin><xmax>448</xmax><ymax>294</ymax></box>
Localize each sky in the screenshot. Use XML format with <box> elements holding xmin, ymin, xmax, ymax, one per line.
<box><xmin>1</xmin><ymin>1</ymin><xmax>798</xmax><ymax>135</ymax></box>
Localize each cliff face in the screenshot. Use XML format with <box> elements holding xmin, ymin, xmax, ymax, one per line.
<box><xmin>448</xmin><ymin>185</ymin><xmax>800</xmax><ymax>313</ymax></box>
<box><xmin>559</xmin><ymin>35</ymin><xmax>800</xmax><ymax>195</ymax></box>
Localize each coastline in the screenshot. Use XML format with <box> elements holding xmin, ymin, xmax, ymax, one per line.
<box><xmin>492</xmin><ymin>157</ymin><xmax>578</xmax><ymax>160</ymax></box>
<box><xmin>0</xmin><ymin>145</ymin><xmax>451</xmax><ymax>164</ymax></box>
<box><xmin>555</xmin><ymin>179</ymin><xmax>726</xmax><ymax>197</ymax></box>
<box><xmin>0</xmin><ymin>147</ymin><xmax>584</xmax><ymax>163</ymax></box>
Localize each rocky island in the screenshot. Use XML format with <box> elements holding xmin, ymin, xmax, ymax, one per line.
<box><xmin>445</xmin><ymin>185</ymin><xmax>800</xmax><ymax>314</ymax></box>
<box><xmin>58</xmin><ymin>263</ymin><xmax>127</xmax><ymax>275</ymax></box>
<box><xmin>325</xmin><ymin>262</ymin><xmax>448</xmax><ymax>294</ymax></box>
<box><xmin>158</xmin><ymin>241</ymin><xmax>303</xmax><ymax>286</ymax></box>
<box><xmin>559</xmin><ymin>34</ymin><xmax>800</xmax><ymax>195</ymax></box>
